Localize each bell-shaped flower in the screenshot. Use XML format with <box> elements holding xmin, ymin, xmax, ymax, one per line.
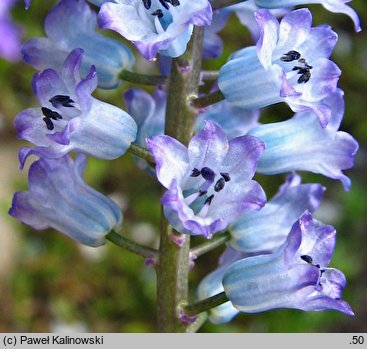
<box><xmin>14</xmin><ymin>49</ymin><xmax>137</xmax><ymax>168</ymax></box>
<box><xmin>223</xmin><ymin>211</ymin><xmax>354</xmax><ymax>315</ymax></box>
<box><xmin>196</xmin><ymin>100</ymin><xmax>260</xmax><ymax>139</ymax></box>
<box><xmin>253</xmin><ymin>0</ymin><xmax>361</xmax><ymax>32</ymax></box>
<box><xmin>9</xmin><ymin>154</ymin><xmax>122</xmax><ymax>247</ymax></box>
<box><xmin>98</xmin><ymin>0</ymin><xmax>213</xmax><ymax>61</ymax></box>
<box><xmin>230</xmin><ymin>173</ymin><xmax>324</xmax><ymax>253</ymax></box>
<box><xmin>22</xmin><ymin>0</ymin><xmax>135</xmax><ymax>88</ymax></box>
<box><xmin>218</xmin><ymin>8</ymin><xmax>341</xmax><ymax>127</ymax></box>
<box><xmin>247</xmin><ymin>90</ymin><xmax>358</xmax><ymax>191</ymax></box>
<box><xmin>0</xmin><ymin>0</ymin><xmax>22</xmax><ymax>61</ymax></box>
<box><xmin>147</xmin><ymin>120</ymin><xmax>266</xmax><ymax>238</ymax></box>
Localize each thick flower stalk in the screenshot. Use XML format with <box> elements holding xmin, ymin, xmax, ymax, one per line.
<box><xmin>98</xmin><ymin>0</ymin><xmax>213</xmax><ymax>61</ymax></box>
<box><xmin>248</xmin><ymin>90</ymin><xmax>358</xmax><ymax>190</ymax></box>
<box><xmin>223</xmin><ymin>211</ymin><xmax>354</xmax><ymax>315</ymax></box>
<box><xmin>147</xmin><ymin>120</ymin><xmax>266</xmax><ymax>238</ymax></box>
<box><xmin>0</xmin><ymin>0</ymin><xmax>21</xmax><ymax>61</ymax></box>
<box><xmin>22</xmin><ymin>0</ymin><xmax>135</xmax><ymax>88</ymax></box>
<box><xmin>252</xmin><ymin>0</ymin><xmax>361</xmax><ymax>32</ymax></box>
<box><xmin>9</xmin><ymin>154</ymin><xmax>122</xmax><ymax>247</ymax></box>
<box><xmin>218</xmin><ymin>8</ymin><xmax>341</xmax><ymax>127</ymax></box>
<box><xmin>14</xmin><ymin>49</ymin><xmax>137</xmax><ymax>168</ymax></box>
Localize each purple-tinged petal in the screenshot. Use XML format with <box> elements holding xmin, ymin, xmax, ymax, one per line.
<box><xmin>208</xmin><ymin>180</ymin><xmax>266</xmax><ymax>223</ymax></box>
<box><xmin>219</xmin><ymin>135</ymin><xmax>264</xmax><ymax>181</ymax></box>
<box><xmin>276</xmin><ymin>8</ymin><xmax>312</xmax><ymax>50</ymax></box>
<box><xmin>188</xmin><ymin>120</ymin><xmax>229</xmax><ymax>170</ymax></box>
<box><xmin>255</xmin><ymin>9</ymin><xmax>279</xmax><ymax>69</ymax></box>
<box><xmin>147</xmin><ymin>136</ymin><xmax>189</xmax><ymax>188</ymax></box>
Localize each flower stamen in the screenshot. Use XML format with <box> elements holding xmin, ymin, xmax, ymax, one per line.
<box><xmin>49</xmin><ymin>95</ymin><xmax>75</xmax><ymax>108</ymax></box>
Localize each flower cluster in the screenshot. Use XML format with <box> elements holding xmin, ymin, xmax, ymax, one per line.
<box><xmin>7</xmin><ymin>0</ymin><xmax>361</xmax><ymax>331</ymax></box>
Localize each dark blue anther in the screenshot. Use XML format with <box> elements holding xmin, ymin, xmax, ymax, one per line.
<box><xmin>220</xmin><ymin>172</ymin><xmax>230</xmax><ymax>182</ymax></box>
<box><xmin>159</xmin><ymin>0</ymin><xmax>169</xmax><ymax>9</ymax></box>
<box><xmin>199</xmin><ymin>190</ymin><xmax>207</xmax><ymax>197</ymax></box>
<box><xmin>201</xmin><ymin>167</ymin><xmax>215</xmax><ymax>182</ymax></box>
<box><xmin>49</xmin><ymin>95</ymin><xmax>74</xmax><ymax>108</ymax></box>
<box><xmin>167</xmin><ymin>0</ymin><xmax>180</xmax><ymax>6</ymax></box>
<box><xmin>191</xmin><ymin>168</ymin><xmax>201</xmax><ymax>177</ymax></box>
<box><xmin>142</xmin><ymin>0</ymin><xmax>151</xmax><ymax>9</ymax></box>
<box><xmin>43</xmin><ymin>117</ymin><xmax>54</xmax><ymax>130</ymax></box>
<box><xmin>214</xmin><ymin>178</ymin><xmax>225</xmax><ymax>192</ymax></box>
<box><xmin>151</xmin><ymin>9</ymin><xmax>163</xmax><ymax>17</ymax></box>
<box><xmin>41</xmin><ymin>107</ymin><xmax>62</xmax><ymax>120</ymax></box>
<box><xmin>281</xmin><ymin>50</ymin><xmax>301</xmax><ymax>62</ymax></box>
<box><xmin>298</xmin><ymin>72</ymin><xmax>311</xmax><ymax>84</ymax></box>
<box><xmin>300</xmin><ymin>255</ymin><xmax>313</xmax><ymax>264</ymax></box>
<box><xmin>205</xmin><ymin>194</ymin><xmax>214</xmax><ymax>206</ymax></box>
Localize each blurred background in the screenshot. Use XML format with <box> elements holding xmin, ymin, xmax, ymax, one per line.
<box><xmin>0</xmin><ymin>0</ymin><xmax>366</xmax><ymax>333</ymax></box>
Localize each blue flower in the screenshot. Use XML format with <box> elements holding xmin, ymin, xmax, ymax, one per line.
<box><xmin>253</xmin><ymin>0</ymin><xmax>361</xmax><ymax>32</ymax></box>
<box><xmin>218</xmin><ymin>9</ymin><xmax>341</xmax><ymax>127</ymax></box>
<box><xmin>248</xmin><ymin>90</ymin><xmax>358</xmax><ymax>190</ymax></box>
<box><xmin>0</xmin><ymin>0</ymin><xmax>22</xmax><ymax>61</ymax></box>
<box><xmin>147</xmin><ymin>120</ymin><xmax>266</xmax><ymax>238</ymax></box>
<box><xmin>14</xmin><ymin>49</ymin><xmax>137</xmax><ymax>168</ymax></box>
<box><xmin>223</xmin><ymin>211</ymin><xmax>354</xmax><ymax>315</ymax></box>
<box><xmin>22</xmin><ymin>0</ymin><xmax>135</xmax><ymax>88</ymax></box>
<box><xmin>198</xmin><ymin>174</ymin><xmax>324</xmax><ymax>323</ymax></box>
<box><xmin>9</xmin><ymin>154</ymin><xmax>122</xmax><ymax>247</ymax></box>
<box><xmin>98</xmin><ymin>0</ymin><xmax>213</xmax><ymax>61</ymax></box>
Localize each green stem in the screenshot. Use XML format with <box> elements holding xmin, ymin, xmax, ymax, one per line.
<box><xmin>128</xmin><ymin>144</ymin><xmax>155</xmax><ymax>165</ymax></box>
<box><xmin>119</xmin><ymin>70</ymin><xmax>167</xmax><ymax>85</ymax></box>
<box><xmin>210</xmin><ymin>0</ymin><xmax>248</xmax><ymax>10</ymax></box>
<box><xmin>156</xmin><ymin>27</ymin><xmax>204</xmax><ymax>332</ymax></box>
<box><xmin>106</xmin><ymin>230</ymin><xmax>158</xmax><ymax>259</ymax></box>
<box><xmin>191</xmin><ymin>89</ymin><xmax>225</xmax><ymax>109</ymax></box>
<box><xmin>186</xmin><ymin>313</ymin><xmax>208</xmax><ymax>333</ymax></box>
<box><xmin>191</xmin><ymin>231</ymin><xmax>230</xmax><ymax>258</ymax></box>
<box><xmin>183</xmin><ymin>292</ymin><xmax>229</xmax><ymax>317</ymax></box>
